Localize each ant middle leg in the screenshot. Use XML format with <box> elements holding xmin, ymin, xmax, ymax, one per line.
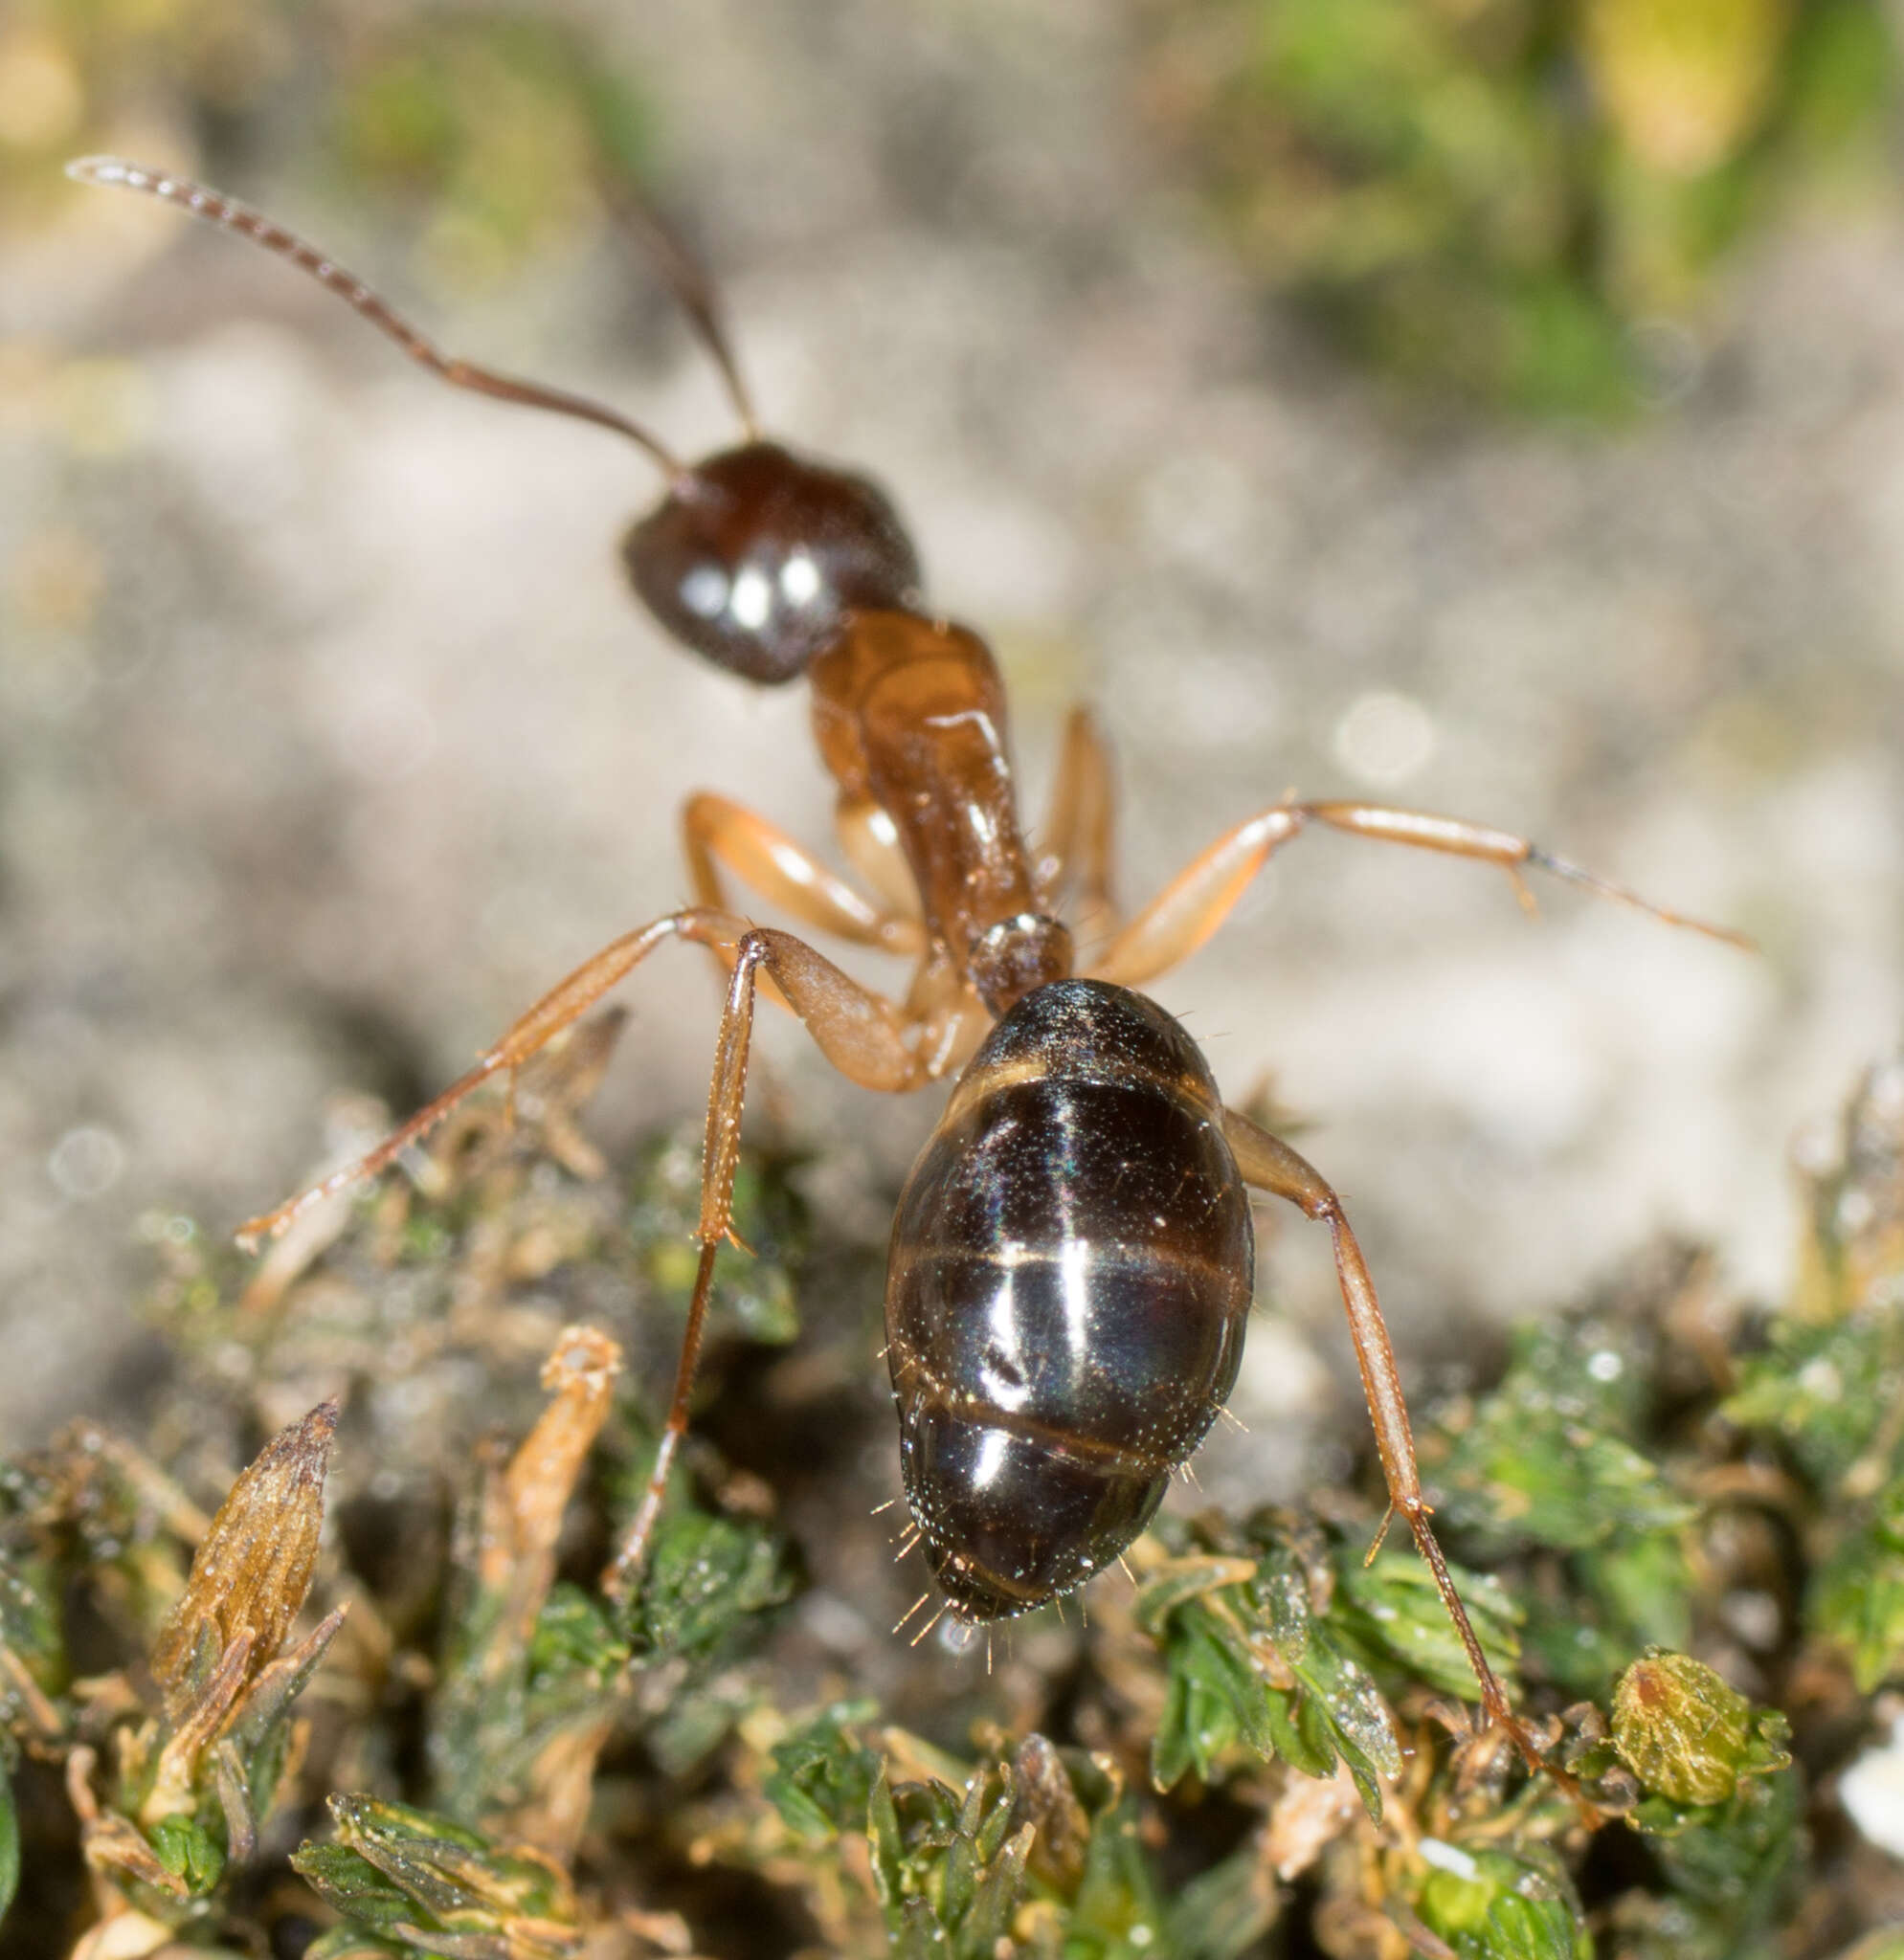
<box><xmin>1034</xmin><ymin>706</ymin><xmax>1120</xmax><ymax>945</ymax></box>
<box><xmin>1220</xmin><ymin>1106</ymin><xmax>1548</xmax><ymax>1774</ymax></box>
<box><xmin>235</xmin><ymin>903</ymin><xmax>926</xmax><ymax>1248</ymax></box>
<box><xmin>235</xmin><ymin>908</ymin><xmax>746</xmax><ymax>1248</ymax></box>
<box><xmin>1086</xmin><ymin>796</ymin><xmax>1747</xmax><ymax>991</ymax></box>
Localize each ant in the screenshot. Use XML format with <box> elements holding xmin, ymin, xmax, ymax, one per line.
<box><xmin>71</xmin><ymin>155</ymin><xmax>1745</xmax><ymax>1771</ymax></box>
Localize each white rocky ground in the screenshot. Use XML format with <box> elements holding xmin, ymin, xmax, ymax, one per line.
<box><xmin>4</xmin><ymin>4</ymin><xmax>1901</xmax><ymax>1507</ymax></box>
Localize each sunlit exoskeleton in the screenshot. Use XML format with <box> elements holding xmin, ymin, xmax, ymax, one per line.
<box><xmin>73</xmin><ymin>154</ymin><xmax>1750</xmax><ymax>1771</ymax></box>
<box><xmin>886</xmin><ymin>981</ymin><xmax>1253</xmax><ymax>1621</ymax></box>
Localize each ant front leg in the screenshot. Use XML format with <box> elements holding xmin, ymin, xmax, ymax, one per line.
<box><xmin>682</xmin><ymin>791</ymin><xmax>927</xmax><ymax>1004</ymax></box>
<box><xmin>601</xmin><ymin>925</ymin><xmax>930</xmax><ymax>1600</ymax></box>
<box><xmin>1087</xmin><ymin>798</ymin><xmax>1747</xmax><ymax>991</ymax></box>
<box><xmin>1220</xmin><ymin>1106</ymin><xmax>1551</xmax><ymax>1776</ymax></box>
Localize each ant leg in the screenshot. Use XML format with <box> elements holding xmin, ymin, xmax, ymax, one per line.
<box><xmin>683</xmin><ymin>794</ymin><xmax>920</xmax><ymax>950</ymax></box>
<box><xmin>1086</xmin><ymin>804</ymin><xmax>1304</xmax><ymax>988</ymax></box>
<box><xmin>233</xmin><ymin>899</ymin><xmax>925</xmax><ymax>1599</ymax></box>
<box><xmin>1088</xmin><ymin>798</ymin><xmax>1746</xmax><ymax>991</ymax></box>
<box><xmin>235</xmin><ymin>905</ymin><xmax>772</xmax><ymax>1248</ymax></box>
<box><xmin>835</xmin><ymin>796</ymin><xmax>926</xmax><ymax>923</ymax></box>
<box><xmin>1221</xmin><ymin>1105</ymin><xmax>1548</xmax><ymax>1774</ymax></box>
<box><xmin>682</xmin><ymin>791</ymin><xmax>920</xmax><ymax>1012</ymax></box>
<box><xmin>1299</xmin><ymin>801</ymin><xmax>1748</xmax><ymax>948</ymax></box>
<box><xmin>602</xmin><ymin>926</ymin><xmax>930</xmax><ymax>1599</ymax></box>
<box><xmin>1034</xmin><ymin>706</ymin><xmax>1119</xmax><ymax>942</ymax></box>
<box><xmin>682</xmin><ymin>792</ymin><xmax>927</xmax><ymax>1007</ymax></box>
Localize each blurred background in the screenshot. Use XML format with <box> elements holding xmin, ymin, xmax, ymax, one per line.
<box><xmin>2</xmin><ymin>0</ymin><xmax>1902</xmax><ymax>1494</ymax></box>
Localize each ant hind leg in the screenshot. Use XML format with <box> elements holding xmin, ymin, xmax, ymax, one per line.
<box><xmin>1220</xmin><ymin>1104</ymin><xmax>1553</xmax><ymax>1777</ymax></box>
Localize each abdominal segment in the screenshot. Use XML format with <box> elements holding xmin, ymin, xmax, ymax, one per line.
<box><xmin>885</xmin><ymin>979</ymin><xmax>1253</xmax><ymax>1619</ymax></box>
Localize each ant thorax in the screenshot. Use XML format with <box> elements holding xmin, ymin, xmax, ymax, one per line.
<box><xmin>808</xmin><ymin>612</ymin><xmax>1068</xmax><ymax>1006</ymax></box>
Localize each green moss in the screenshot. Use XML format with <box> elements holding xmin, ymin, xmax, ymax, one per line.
<box><xmin>10</xmin><ymin>1041</ymin><xmax>1904</xmax><ymax>1951</ymax></box>
<box><xmin>1142</xmin><ymin>0</ymin><xmax>1899</xmax><ymax>413</ymax></box>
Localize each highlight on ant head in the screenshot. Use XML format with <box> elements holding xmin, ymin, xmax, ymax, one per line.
<box><xmin>64</xmin><ymin>155</ymin><xmax>923</xmax><ymax>686</ymax></box>
<box><xmin>621</xmin><ymin>441</ymin><xmax>923</xmax><ymax>684</ymax></box>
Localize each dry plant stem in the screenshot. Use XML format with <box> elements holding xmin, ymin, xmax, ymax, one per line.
<box><xmin>0</xmin><ymin>1641</ymin><xmax>61</xmax><ymax>1743</ymax></box>
<box><xmin>447</xmin><ymin>1326</ymin><xmax>626</xmax><ymax>1858</ymax></box>
<box><xmin>143</xmin><ymin>1633</ymin><xmax>254</xmax><ymax>1824</ymax></box>
<box><xmin>498</xmin><ymin>1326</ymin><xmax>622</xmax><ymax>1649</ymax></box>
<box><xmin>67</xmin><ymin>1746</ymin><xmax>189</xmax><ymax>1905</ymax></box>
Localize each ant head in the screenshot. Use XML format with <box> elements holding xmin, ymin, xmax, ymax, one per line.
<box><xmin>64</xmin><ymin>163</ymin><xmax>924</xmax><ymax>685</ymax></box>
<box><xmin>621</xmin><ymin>441</ymin><xmax>922</xmax><ymax>684</ymax></box>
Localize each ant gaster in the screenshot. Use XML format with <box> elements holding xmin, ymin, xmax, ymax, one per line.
<box><xmin>72</xmin><ymin>156</ymin><xmax>1746</xmax><ymax>1769</ymax></box>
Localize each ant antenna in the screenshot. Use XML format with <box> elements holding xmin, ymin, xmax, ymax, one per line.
<box><xmin>594</xmin><ymin>172</ymin><xmax>760</xmax><ymax>439</ymax></box>
<box><xmin>66</xmin><ymin>157</ymin><xmax>690</xmax><ymax>482</ymax></box>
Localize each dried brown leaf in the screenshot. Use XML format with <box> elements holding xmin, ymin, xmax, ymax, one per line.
<box><xmin>508</xmin><ymin>1328</ymin><xmax>623</xmax><ymax>1574</ymax></box>
<box><xmin>148</xmin><ymin>1402</ymin><xmax>337</xmax><ymax>1708</ymax></box>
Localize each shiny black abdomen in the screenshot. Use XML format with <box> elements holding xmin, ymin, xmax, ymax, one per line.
<box><xmin>885</xmin><ymin>979</ymin><xmax>1252</xmax><ymax>1620</ymax></box>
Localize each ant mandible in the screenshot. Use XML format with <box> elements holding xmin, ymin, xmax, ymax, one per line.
<box><xmin>71</xmin><ymin>156</ymin><xmax>1746</xmax><ymax>1771</ymax></box>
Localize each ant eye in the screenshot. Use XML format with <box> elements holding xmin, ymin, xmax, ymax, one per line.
<box><xmin>623</xmin><ymin>439</ymin><xmax>922</xmax><ymax>684</ymax></box>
